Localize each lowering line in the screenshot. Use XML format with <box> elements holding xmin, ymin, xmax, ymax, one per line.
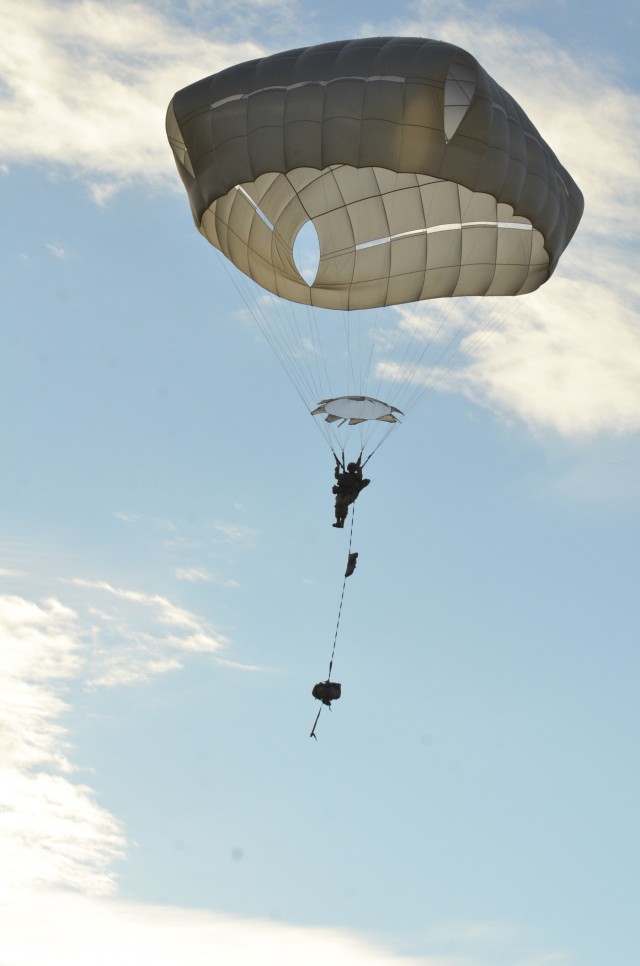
<box><xmin>310</xmin><ymin>507</ymin><xmax>356</xmax><ymax>740</ymax></box>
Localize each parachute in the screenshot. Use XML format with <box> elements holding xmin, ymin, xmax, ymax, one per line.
<box><xmin>166</xmin><ymin>36</ymin><xmax>583</xmax><ymax>464</ymax></box>
<box><xmin>166</xmin><ymin>38</ymin><xmax>583</xmax><ymax>735</ymax></box>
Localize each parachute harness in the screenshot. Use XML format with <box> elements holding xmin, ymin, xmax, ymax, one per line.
<box><xmin>310</xmin><ymin>501</ymin><xmax>356</xmax><ymax>740</ymax></box>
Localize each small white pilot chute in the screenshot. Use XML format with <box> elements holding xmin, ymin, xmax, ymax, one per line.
<box><xmin>311</xmin><ymin>395</ymin><xmax>403</xmax><ymax>426</ymax></box>
<box><xmin>309</xmin><ymin>396</ymin><xmax>404</xmax><ymax>465</ymax></box>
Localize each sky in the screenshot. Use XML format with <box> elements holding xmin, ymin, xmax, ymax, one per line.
<box><xmin>1</xmin><ymin>1</ymin><xmax>639</xmax><ymax>964</ymax></box>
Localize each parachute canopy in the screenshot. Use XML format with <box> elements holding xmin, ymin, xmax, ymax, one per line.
<box><xmin>311</xmin><ymin>395</ymin><xmax>403</xmax><ymax>425</ymax></box>
<box><xmin>166</xmin><ymin>37</ymin><xmax>584</xmax><ymax>312</ymax></box>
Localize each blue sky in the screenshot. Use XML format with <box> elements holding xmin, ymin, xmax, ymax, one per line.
<box><xmin>1</xmin><ymin>1</ymin><xmax>639</xmax><ymax>964</ymax></box>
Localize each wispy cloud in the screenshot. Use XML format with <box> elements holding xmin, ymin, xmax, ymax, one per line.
<box><xmin>113</xmin><ymin>511</ymin><xmax>139</xmax><ymax>525</ymax></box>
<box><xmin>65</xmin><ymin>578</ymin><xmax>233</xmax><ymax>686</ymax></box>
<box><xmin>212</xmin><ymin>521</ymin><xmax>257</xmax><ymax>546</ymax></box>
<box><xmin>0</xmin><ymin>588</ymin><xmax>430</xmax><ymax>954</ymax></box>
<box><xmin>214</xmin><ymin>656</ymin><xmax>268</xmax><ymax>672</ymax></box>
<box><xmin>419</xmin><ymin>919</ymin><xmax>570</xmax><ymax>966</ymax></box>
<box><xmin>0</xmin><ymin>0</ymin><xmax>263</xmax><ymax>198</ymax></box>
<box><xmin>456</xmin><ymin>278</ymin><xmax>640</xmax><ymax>436</ymax></box>
<box><xmin>381</xmin><ymin>273</ymin><xmax>640</xmax><ymax>436</ymax></box>
<box><xmin>0</xmin><ymin>594</ymin><xmax>125</xmax><ymax>899</ymax></box>
<box><xmin>45</xmin><ymin>240</ymin><xmax>70</xmax><ymax>259</ymax></box>
<box><xmin>115</xmin><ymin>510</ymin><xmax>256</xmax><ymax>549</ymax></box>
<box><xmin>175</xmin><ymin>566</ymin><xmax>216</xmax><ymax>583</ymax></box>
<box><xmin>0</xmin><ymin>574</ymin><xmax>264</xmax><ymax>900</ymax></box>
<box><xmin>69</xmin><ymin>579</ymin><xmax>206</xmax><ymax>631</ymax></box>
<box><xmin>114</xmin><ymin>512</ymin><xmax>179</xmax><ymax>533</ymax></box>
<box><xmin>383</xmin><ymin>4</ymin><xmax>640</xmax><ymax>437</ymax></box>
<box><xmin>174</xmin><ymin>567</ymin><xmax>240</xmax><ymax>588</ymax></box>
<box><xmin>112</xmin><ymin>512</ymin><xmax>249</xmax><ymax>588</ymax></box>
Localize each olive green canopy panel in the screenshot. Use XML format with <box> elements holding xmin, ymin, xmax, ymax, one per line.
<box><xmin>166</xmin><ymin>37</ymin><xmax>584</xmax><ymax>312</ymax></box>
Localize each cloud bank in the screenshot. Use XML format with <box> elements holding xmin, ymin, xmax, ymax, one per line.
<box><xmin>0</xmin><ymin>582</ymin><xmax>570</xmax><ymax>965</ymax></box>
<box><xmin>0</xmin><ymin>595</ymin><xmax>125</xmax><ymax>899</ymax></box>
<box><xmin>0</xmin><ymin>577</ymin><xmax>261</xmax><ymax>903</ymax></box>
<box><xmin>1</xmin><ymin>890</ymin><xmax>443</xmax><ymax>966</ymax></box>
<box><xmin>0</xmin><ymin>591</ymin><xmax>431</xmax><ymax>964</ymax></box>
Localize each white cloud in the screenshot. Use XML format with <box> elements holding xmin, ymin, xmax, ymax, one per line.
<box><xmin>0</xmin><ymin>588</ymin><xmax>392</xmax><ymax>965</ymax></box>
<box><xmin>175</xmin><ymin>566</ymin><xmax>216</xmax><ymax>582</ymax></box>
<box><xmin>0</xmin><ymin>578</ymin><xmax>569</xmax><ymax>966</ymax></box>
<box><xmin>396</xmin><ymin>301</ymin><xmax>475</xmax><ymax>347</ymax></box>
<box><xmin>0</xmin><ymin>589</ymin><xmax>430</xmax><ymax>956</ymax></box>
<box><xmin>425</xmin><ymin>919</ymin><xmax>517</xmax><ymax>946</ymax></box>
<box><xmin>69</xmin><ymin>578</ymin><xmax>208</xmax><ymax>632</ymax></box>
<box><xmin>0</xmin><ymin>589</ymin><xmax>412</xmax><ymax>964</ymax></box>
<box><xmin>382</xmin><ymin>274</ymin><xmax>640</xmax><ymax>436</ymax></box>
<box><xmin>212</xmin><ymin>520</ymin><xmax>257</xmax><ymax>545</ymax></box>
<box><xmin>174</xmin><ymin>567</ymin><xmax>239</xmax><ymax>588</ymax></box>
<box><xmin>45</xmin><ymin>241</ymin><xmax>70</xmax><ymax>259</ymax></box>
<box><xmin>0</xmin><ymin>889</ymin><xmax>453</xmax><ymax>966</ymax></box>
<box><xmin>113</xmin><ymin>511</ymin><xmax>139</xmax><ymax>525</ymax></box>
<box><xmin>66</xmin><ymin>578</ymin><xmax>233</xmax><ymax>685</ymax></box>
<box><xmin>112</xmin><ymin>513</ymin><xmax>247</xmax><ymax>585</ymax></box>
<box><xmin>0</xmin><ymin>576</ymin><xmax>261</xmax><ymax>901</ymax></box>
<box><xmin>0</xmin><ymin>595</ymin><xmax>125</xmax><ymax>900</ymax></box>
<box><xmin>456</xmin><ymin>278</ymin><xmax>640</xmax><ymax>436</ymax></box>
<box><xmin>0</xmin><ymin>0</ymin><xmax>263</xmax><ymax>196</ymax></box>
<box><xmin>114</xmin><ymin>512</ymin><xmax>181</xmax><ymax>537</ymax></box>
<box><xmin>0</xmin><ymin>888</ymin><xmax>573</xmax><ymax>966</ymax></box>
<box><xmin>382</xmin><ymin>5</ymin><xmax>640</xmax><ymax>437</ymax></box>
<box><xmin>214</xmin><ymin>656</ymin><xmax>268</xmax><ymax>672</ymax></box>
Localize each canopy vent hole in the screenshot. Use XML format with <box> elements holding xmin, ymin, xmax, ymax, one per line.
<box><xmin>293</xmin><ymin>220</ymin><xmax>321</xmax><ymax>286</ymax></box>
